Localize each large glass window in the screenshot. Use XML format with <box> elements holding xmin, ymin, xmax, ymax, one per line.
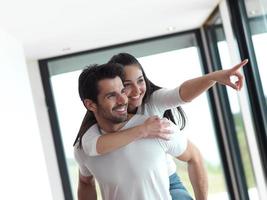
<box><xmin>43</xmin><ymin>32</ymin><xmax>228</xmax><ymax>199</ymax></box>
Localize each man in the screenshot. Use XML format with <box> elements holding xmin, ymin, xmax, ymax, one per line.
<box><xmin>74</xmin><ymin>63</ymin><xmax>208</xmax><ymax>200</ymax></box>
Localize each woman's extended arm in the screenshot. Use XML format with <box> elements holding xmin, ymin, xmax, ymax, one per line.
<box><xmin>179</xmin><ymin>59</ymin><xmax>248</xmax><ymax>102</ymax></box>
<box><xmin>85</xmin><ymin>116</ymin><xmax>172</xmax><ymax>156</ymax></box>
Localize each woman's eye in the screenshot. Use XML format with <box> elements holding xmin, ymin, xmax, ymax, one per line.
<box><xmin>138</xmin><ymin>79</ymin><xmax>144</xmax><ymax>84</ymax></box>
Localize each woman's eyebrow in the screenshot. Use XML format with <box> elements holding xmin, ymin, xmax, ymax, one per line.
<box><xmin>124</xmin><ymin>75</ymin><xmax>143</xmax><ymax>82</ymax></box>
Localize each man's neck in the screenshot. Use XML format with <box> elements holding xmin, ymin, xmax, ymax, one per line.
<box><xmin>97</xmin><ymin>114</ymin><xmax>133</xmax><ymax>133</ymax></box>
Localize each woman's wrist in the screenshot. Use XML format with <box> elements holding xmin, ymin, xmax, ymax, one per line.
<box><xmin>136</xmin><ymin>124</ymin><xmax>147</xmax><ymax>139</ymax></box>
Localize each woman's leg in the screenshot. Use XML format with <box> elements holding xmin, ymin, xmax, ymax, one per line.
<box><xmin>169</xmin><ymin>173</ymin><xmax>193</xmax><ymax>200</ymax></box>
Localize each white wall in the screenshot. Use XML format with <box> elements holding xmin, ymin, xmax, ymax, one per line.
<box><xmin>27</xmin><ymin>60</ymin><xmax>65</xmax><ymax>200</ymax></box>
<box><xmin>0</xmin><ymin>29</ymin><xmax>63</xmax><ymax>200</ymax></box>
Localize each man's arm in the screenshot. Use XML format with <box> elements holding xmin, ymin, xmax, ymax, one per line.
<box><xmin>78</xmin><ymin>172</ymin><xmax>97</xmax><ymax>200</ymax></box>
<box><xmin>177</xmin><ymin>141</ymin><xmax>208</xmax><ymax>200</ymax></box>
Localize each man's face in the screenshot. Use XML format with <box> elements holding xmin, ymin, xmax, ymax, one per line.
<box><xmin>95</xmin><ymin>76</ymin><xmax>128</xmax><ymax>124</ymax></box>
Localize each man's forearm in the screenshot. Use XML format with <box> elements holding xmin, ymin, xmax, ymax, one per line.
<box><xmin>187</xmin><ymin>151</ymin><xmax>208</xmax><ymax>200</ymax></box>
<box><xmin>78</xmin><ymin>177</ymin><xmax>97</xmax><ymax>200</ymax></box>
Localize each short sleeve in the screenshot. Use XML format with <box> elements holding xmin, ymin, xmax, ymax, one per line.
<box><xmin>73</xmin><ymin>147</ymin><xmax>92</xmax><ymax>177</ymax></box>
<box><xmin>149</xmin><ymin>86</ymin><xmax>187</xmax><ymax>113</ymax></box>
<box><xmin>157</xmin><ymin>120</ymin><xmax>188</xmax><ymax>157</ymax></box>
<box><xmin>82</xmin><ymin>124</ymin><xmax>101</xmax><ymax>156</ymax></box>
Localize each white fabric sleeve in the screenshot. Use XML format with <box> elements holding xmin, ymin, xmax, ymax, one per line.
<box><xmin>82</xmin><ymin>124</ymin><xmax>101</xmax><ymax>156</ymax></box>
<box><xmin>157</xmin><ymin>120</ymin><xmax>188</xmax><ymax>157</ymax></box>
<box><xmin>73</xmin><ymin>147</ymin><xmax>92</xmax><ymax>177</ymax></box>
<box><xmin>149</xmin><ymin>86</ymin><xmax>187</xmax><ymax>114</ymax></box>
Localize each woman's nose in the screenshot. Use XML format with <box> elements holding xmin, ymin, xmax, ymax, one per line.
<box><xmin>131</xmin><ymin>83</ymin><xmax>140</xmax><ymax>95</ymax></box>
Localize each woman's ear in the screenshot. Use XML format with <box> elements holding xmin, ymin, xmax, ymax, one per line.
<box><xmin>84</xmin><ymin>99</ymin><xmax>97</xmax><ymax>112</ymax></box>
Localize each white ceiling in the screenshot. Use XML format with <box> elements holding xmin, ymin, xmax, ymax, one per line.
<box><xmin>0</xmin><ymin>0</ymin><xmax>220</xmax><ymax>60</ymax></box>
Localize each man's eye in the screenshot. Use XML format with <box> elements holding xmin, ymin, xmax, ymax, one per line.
<box><xmin>107</xmin><ymin>94</ymin><xmax>115</xmax><ymax>99</ymax></box>
<box><xmin>121</xmin><ymin>88</ymin><xmax>126</xmax><ymax>94</ymax></box>
<box><xmin>124</xmin><ymin>83</ymin><xmax>131</xmax><ymax>88</ymax></box>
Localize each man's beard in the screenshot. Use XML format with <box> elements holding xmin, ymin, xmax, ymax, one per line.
<box><xmin>110</xmin><ymin>104</ymin><xmax>128</xmax><ymax>123</ymax></box>
<box><xmin>98</xmin><ymin>104</ymin><xmax>128</xmax><ymax>124</ymax></box>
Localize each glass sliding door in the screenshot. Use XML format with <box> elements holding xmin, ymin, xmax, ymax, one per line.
<box><xmin>203</xmin><ymin>2</ymin><xmax>267</xmax><ymax>199</ymax></box>
<box><xmin>223</xmin><ymin>0</ymin><xmax>267</xmax><ymax>199</ymax></box>
<box><xmin>226</xmin><ymin>1</ymin><xmax>267</xmax><ymax>193</ymax></box>
<box><xmin>217</xmin><ymin>41</ymin><xmax>259</xmax><ymax>200</ymax></box>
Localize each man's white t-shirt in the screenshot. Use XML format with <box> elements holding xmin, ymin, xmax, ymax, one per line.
<box><xmin>81</xmin><ymin>87</ymin><xmax>187</xmax><ymax>175</ymax></box>
<box><xmin>74</xmin><ymin>114</ymin><xmax>188</xmax><ymax>200</ymax></box>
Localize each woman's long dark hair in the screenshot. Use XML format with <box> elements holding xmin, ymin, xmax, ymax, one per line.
<box><xmin>73</xmin><ymin>110</ymin><xmax>96</xmax><ymax>148</ymax></box>
<box><xmin>74</xmin><ymin>53</ymin><xmax>187</xmax><ymax>148</ymax></box>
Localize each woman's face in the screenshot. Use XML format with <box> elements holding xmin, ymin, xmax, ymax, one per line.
<box><xmin>123</xmin><ymin>65</ymin><xmax>147</xmax><ymax>112</ymax></box>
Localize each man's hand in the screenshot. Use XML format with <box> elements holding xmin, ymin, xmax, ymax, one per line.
<box><xmin>141</xmin><ymin>116</ymin><xmax>172</xmax><ymax>140</ymax></box>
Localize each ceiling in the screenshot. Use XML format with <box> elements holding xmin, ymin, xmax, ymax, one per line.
<box><xmin>0</xmin><ymin>0</ymin><xmax>220</xmax><ymax>60</ymax></box>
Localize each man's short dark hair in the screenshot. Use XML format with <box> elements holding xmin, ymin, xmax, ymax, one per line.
<box><xmin>78</xmin><ymin>63</ymin><xmax>124</xmax><ymax>103</ymax></box>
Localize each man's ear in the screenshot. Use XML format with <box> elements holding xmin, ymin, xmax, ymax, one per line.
<box><xmin>84</xmin><ymin>99</ymin><xmax>97</xmax><ymax>112</ymax></box>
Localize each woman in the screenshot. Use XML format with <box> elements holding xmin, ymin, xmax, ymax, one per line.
<box><xmin>74</xmin><ymin>53</ymin><xmax>248</xmax><ymax>199</ymax></box>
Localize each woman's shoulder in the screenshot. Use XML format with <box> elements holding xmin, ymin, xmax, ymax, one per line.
<box><xmin>81</xmin><ymin>123</ymin><xmax>102</xmax><ymax>156</ymax></box>
<box><xmin>151</xmin><ymin>87</ymin><xmax>178</xmax><ymax>96</ymax></box>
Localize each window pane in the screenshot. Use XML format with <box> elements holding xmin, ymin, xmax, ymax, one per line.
<box><xmin>245</xmin><ymin>0</ymin><xmax>267</xmax><ymax>107</ymax></box>
<box><xmin>51</xmin><ymin>71</ymin><xmax>85</xmax><ymax>200</ymax></box>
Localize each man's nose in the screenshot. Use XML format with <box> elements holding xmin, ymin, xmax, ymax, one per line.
<box><xmin>117</xmin><ymin>94</ymin><xmax>127</xmax><ymax>104</ymax></box>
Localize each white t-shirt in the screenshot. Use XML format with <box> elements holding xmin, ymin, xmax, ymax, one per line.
<box><xmin>137</xmin><ymin>87</ymin><xmax>186</xmax><ymax>175</ymax></box>
<box><xmin>82</xmin><ymin>87</ymin><xmax>187</xmax><ymax>175</ymax></box>
<box><xmin>74</xmin><ymin>114</ymin><xmax>188</xmax><ymax>200</ymax></box>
